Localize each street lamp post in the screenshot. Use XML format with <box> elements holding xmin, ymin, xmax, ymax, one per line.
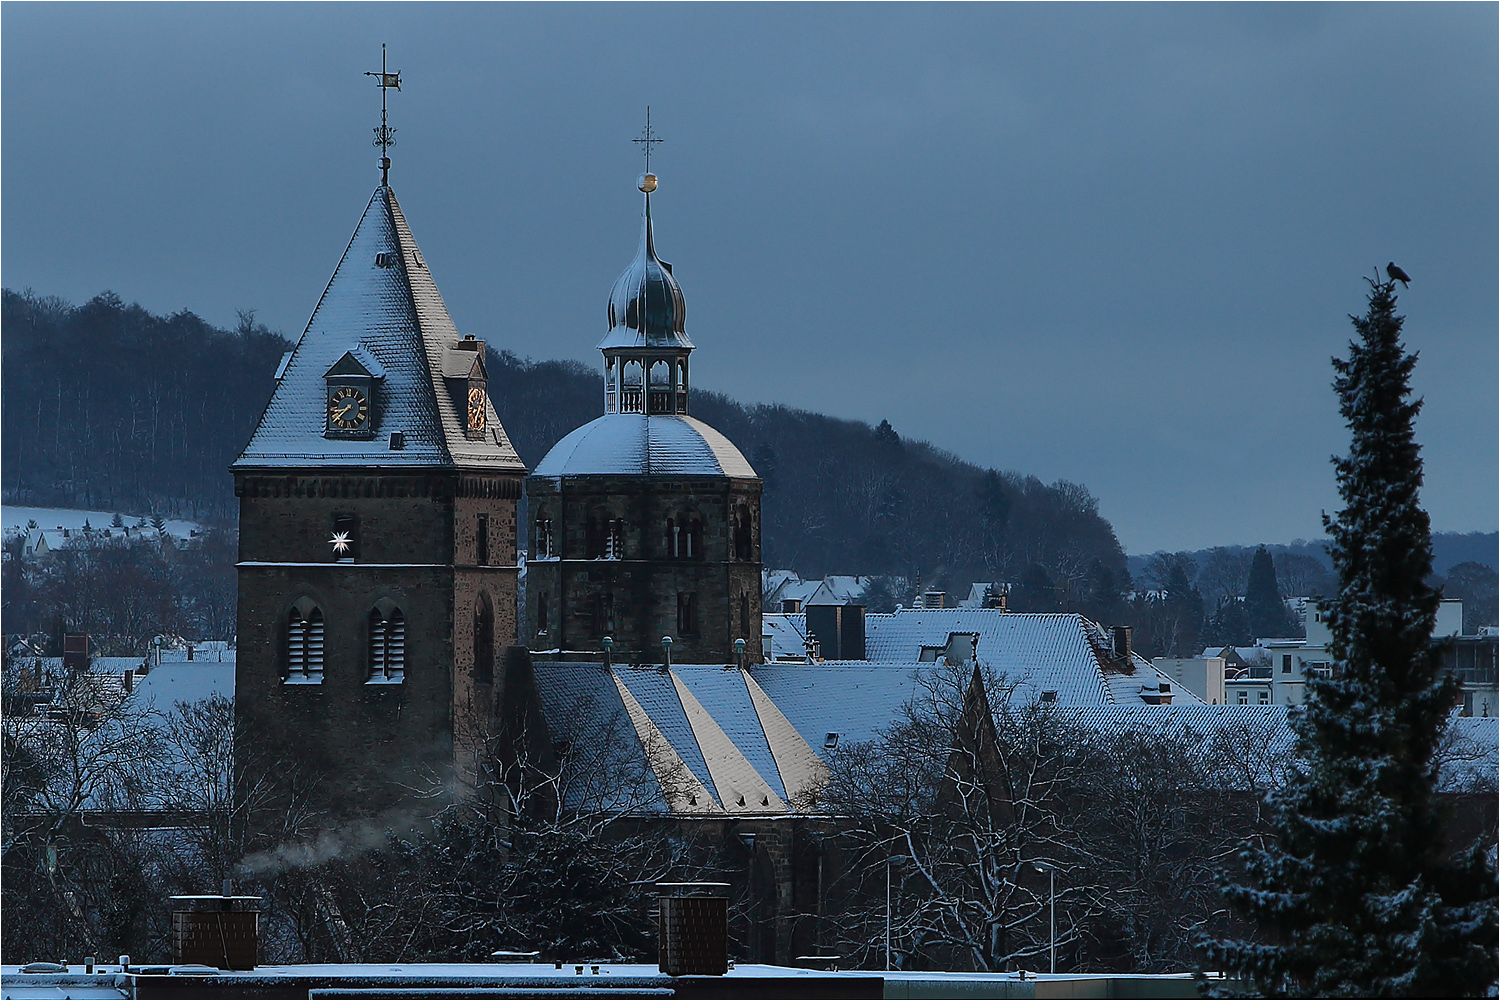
<box><xmin>1032</xmin><ymin>861</ymin><xmax>1057</xmax><ymax>973</ymax></box>
<box><xmin>885</xmin><ymin>855</ymin><xmax>905</xmax><ymax>971</ymax></box>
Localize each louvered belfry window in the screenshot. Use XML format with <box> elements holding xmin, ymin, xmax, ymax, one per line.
<box><xmin>369</xmin><ymin>607</ymin><xmax>406</xmax><ymax>682</ymax></box>
<box><xmin>287</xmin><ymin>605</ymin><xmax>325</xmax><ymax>682</ymax></box>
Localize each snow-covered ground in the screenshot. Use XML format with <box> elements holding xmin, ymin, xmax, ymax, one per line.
<box><xmin>2</xmin><ymin>506</ymin><xmax>203</xmax><ymax>542</ymax></box>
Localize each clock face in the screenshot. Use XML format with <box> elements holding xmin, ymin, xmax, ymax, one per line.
<box><xmin>328</xmin><ymin>386</ymin><xmax>370</xmax><ymax>431</ymax></box>
<box><xmin>467</xmin><ymin>385</ymin><xmax>487</xmax><ymax>433</ymax></box>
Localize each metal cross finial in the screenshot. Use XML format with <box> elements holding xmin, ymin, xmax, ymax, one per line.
<box><xmin>632</xmin><ymin>106</ymin><xmax>664</xmax><ymax>175</ymax></box>
<box><xmin>364</xmin><ymin>43</ymin><xmax>401</xmax><ymax>184</ymax></box>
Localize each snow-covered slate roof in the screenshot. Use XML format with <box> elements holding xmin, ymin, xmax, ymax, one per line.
<box><xmin>747</xmin><ymin>663</ymin><xmax>928</xmax><ymax>761</ymax></box>
<box><xmin>530</xmin><ymin>663</ymin><xmax>827</xmax><ymax>815</ymax></box>
<box><xmin>529</xmin><ymin>664</ymin><xmax>669</xmax><ymax>814</ymax></box>
<box><xmin>133</xmin><ymin>661</ymin><xmax>233</xmax><ymax>709</ymax></box>
<box><xmin>761</xmin><ymin>613</ymin><xmax>808</xmax><ymax>660</ymax></box>
<box><xmin>1061</xmin><ymin>706</ymin><xmax>1498</xmax><ymax>793</ymax></box>
<box><xmin>234</xmin><ymin>184</ymin><xmax>523</xmax><ymax>472</ymax></box>
<box><xmin>805</xmin><ymin>576</ymin><xmax>872</xmax><ymax>606</ymax></box>
<box><xmin>532</xmin><ymin>414</ymin><xmax>756</xmax><ymax>478</ymax></box>
<box><xmin>863</xmin><ymin>609</ymin><xmax>1203</xmax><ymax>707</ymax></box>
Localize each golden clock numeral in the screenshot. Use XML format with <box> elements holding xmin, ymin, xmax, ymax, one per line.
<box><xmin>468</xmin><ymin>386</ymin><xmax>486</xmax><ymax>431</ymax></box>
<box><xmin>330</xmin><ymin>387</ymin><xmax>368</xmax><ymax>429</ymax></box>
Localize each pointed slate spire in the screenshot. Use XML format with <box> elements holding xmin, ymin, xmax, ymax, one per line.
<box><xmin>235</xmin><ymin>185</ymin><xmax>524</xmax><ymax>471</ymax></box>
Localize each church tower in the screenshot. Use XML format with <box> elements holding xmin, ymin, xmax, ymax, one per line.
<box><xmin>233</xmin><ymin>66</ymin><xmax>525</xmax><ymax>821</ymax></box>
<box><xmin>525</xmin><ymin>165</ymin><xmax>762</xmax><ymax>665</ymax></box>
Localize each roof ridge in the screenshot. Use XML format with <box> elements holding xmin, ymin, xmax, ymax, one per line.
<box><xmin>383</xmin><ymin>187</ymin><xmax>454</xmax><ymax>466</ymax></box>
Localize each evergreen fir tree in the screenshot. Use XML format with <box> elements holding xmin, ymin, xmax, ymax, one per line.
<box><xmin>1205</xmin><ymin>278</ymin><xmax>1498</xmax><ymax>995</ymax></box>
<box><xmin>1245</xmin><ymin>545</ymin><xmax>1293</xmax><ymax>639</ymax></box>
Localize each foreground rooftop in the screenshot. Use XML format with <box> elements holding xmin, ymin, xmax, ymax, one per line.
<box><xmin>1</xmin><ymin>962</ymin><xmax>1222</xmax><ymax>999</ymax></box>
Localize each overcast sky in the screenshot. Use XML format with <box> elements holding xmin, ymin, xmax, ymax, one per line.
<box><xmin>4</xmin><ymin>3</ymin><xmax>1494</xmax><ymax>553</ymax></box>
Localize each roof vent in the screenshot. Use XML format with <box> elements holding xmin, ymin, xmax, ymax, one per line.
<box><xmin>375</xmin><ymin>252</ymin><xmax>394</xmax><ymax>268</ymax></box>
<box><xmin>389</xmin><ymin>431</ymin><xmax>405</xmax><ymax>450</ymax></box>
<box><xmin>1040</xmin><ymin>690</ymin><xmax>1058</xmax><ymax>703</ymax></box>
<box><xmin>824</xmin><ymin>732</ymin><xmax>839</xmax><ymax>749</ymax></box>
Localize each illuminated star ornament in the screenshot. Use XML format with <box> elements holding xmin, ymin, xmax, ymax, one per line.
<box><xmin>330</xmin><ymin>531</ymin><xmax>353</xmax><ymax>556</ymax></box>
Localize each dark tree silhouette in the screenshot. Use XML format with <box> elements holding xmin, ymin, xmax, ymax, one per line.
<box><xmin>1207</xmin><ymin>278</ymin><xmax>1497</xmax><ymax>996</ymax></box>
<box><xmin>1244</xmin><ymin>545</ymin><xmax>1295</xmax><ymax>639</ymax></box>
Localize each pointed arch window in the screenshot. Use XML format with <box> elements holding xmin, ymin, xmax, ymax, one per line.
<box><xmin>286</xmin><ymin>601</ymin><xmax>324</xmax><ymax>684</ymax></box>
<box><xmin>733</xmin><ymin>504</ymin><xmax>753</xmax><ymax>561</ymax></box>
<box><xmin>368</xmin><ymin>602</ymin><xmax>405</xmax><ymax>683</ymax></box>
<box><xmin>474</xmin><ymin>593</ymin><xmax>495</xmax><ymax>685</ymax></box>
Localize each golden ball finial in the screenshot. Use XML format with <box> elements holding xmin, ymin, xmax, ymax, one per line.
<box><xmin>638</xmin><ymin>173</ymin><xmax>658</xmax><ymax>193</ymax></box>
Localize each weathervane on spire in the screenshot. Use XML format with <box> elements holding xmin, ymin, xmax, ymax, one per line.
<box><xmin>365</xmin><ymin>43</ymin><xmax>401</xmax><ymax>184</ymax></box>
<box><xmin>632</xmin><ymin>106</ymin><xmax>663</xmax><ymax>192</ymax></box>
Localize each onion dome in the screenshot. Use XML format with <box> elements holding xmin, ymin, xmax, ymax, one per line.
<box><xmin>601</xmin><ymin>177</ymin><xmax>692</xmax><ymax>350</ymax></box>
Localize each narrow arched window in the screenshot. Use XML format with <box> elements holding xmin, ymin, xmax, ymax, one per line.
<box><xmin>677</xmin><ymin>592</ymin><xmax>698</xmax><ymax>635</ymax></box>
<box><xmin>734</xmin><ymin>504</ymin><xmax>752</xmax><ymax>562</ymax></box>
<box><xmin>537</xmin><ymin>594</ymin><xmax>549</xmax><ymax>637</ymax></box>
<box><xmin>621</xmin><ymin>361</ymin><xmax>644</xmax><ymax>413</ymax></box>
<box><xmin>606</xmin><ymin>518</ymin><xmax>624</xmax><ymax>559</ymax></box>
<box><xmin>368</xmin><ymin>604</ymin><xmax>405</xmax><ymax>683</ymax></box>
<box><xmin>741</xmin><ymin>592</ymin><xmax>751</xmax><ymax>639</ymax></box>
<box><xmin>474</xmin><ymin>593</ymin><xmax>495</xmax><ymax>685</ymax></box>
<box><xmin>286</xmin><ymin>602</ymin><xmax>324</xmax><ymax>683</ymax></box>
<box><xmin>594</xmin><ymin>592</ymin><xmax>615</xmax><ymax>637</ymax></box>
<box><xmin>535</xmin><ymin>505</ymin><xmax>554</xmax><ymax>559</ymax></box>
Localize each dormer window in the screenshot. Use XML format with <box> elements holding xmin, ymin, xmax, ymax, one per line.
<box><xmin>324</xmin><ymin>347</ymin><xmax>384</xmax><ymax>439</ymax></box>
<box><xmin>443</xmin><ymin>335</ymin><xmax>489</xmax><ymax>440</ymax></box>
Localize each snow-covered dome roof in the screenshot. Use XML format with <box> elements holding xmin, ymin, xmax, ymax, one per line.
<box><xmin>599</xmin><ymin>189</ymin><xmax>692</xmax><ymax>351</ymax></box>
<box><xmin>533</xmin><ymin>414</ymin><xmax>757</xmax><ymax>478</ymax></box>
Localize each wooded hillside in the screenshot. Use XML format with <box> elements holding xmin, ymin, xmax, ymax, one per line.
<box><xmin>2</xmin><ymin>290</ymin><xmax>288</xmax><ymax>523</ymax></box>
<box><xmin>2</xmin><ymin>290</ymin><xmax>1129</xmax><ymax>614</ymax></box>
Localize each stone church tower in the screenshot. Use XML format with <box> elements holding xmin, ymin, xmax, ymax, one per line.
<box><xmin>232</xmin><ymin>171</ymin><xmax>525</xmax><ymax>821</ymax></box>
<box><xmin>525</xmin><ymin>174</ymin><xmax>762</xmax><ymax>665</ymax></box>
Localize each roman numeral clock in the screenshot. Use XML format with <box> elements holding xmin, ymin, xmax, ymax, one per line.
<box><xmin>324</xmin><ymin>349</ymin><xmax>381</xmax><ymax>438</ymax></box>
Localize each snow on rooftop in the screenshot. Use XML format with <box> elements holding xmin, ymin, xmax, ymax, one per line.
<box><xmin>233</xmin><ymin>185</ymin><xmax>523</xmax><ymax>472</ymax></box>
<box><xmin>761</xmin><ymin>613</ymin><xmax>807</xmax><ymax>660</ymax></box>
<box><xmin>863</xmin><ymin>609</ymin><xmax>1203</xmax><ymax>707</ymax></box>
<box><xmin>532</xmin><ymin>414</ymin><xmax>756</xmax><ymax>479</ymax></box>
<box><xmin>132</xmin><ymin>660</ymin><xmax>234</xmax><ymax>709</ymax></box>
<box><xmin>532</xmin><ymin>663</ymin><xmax>827</xmax><ymax>816</ymax></box>
<box><xmin>2</xmin><ymin>507</ymin><xmax>202</xmax><ymax>544</ymax></box>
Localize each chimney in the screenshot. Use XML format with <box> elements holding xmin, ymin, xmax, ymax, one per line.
<box><xmin>1111</xmin><ymin>625</ymin><xmax>1133</xmax><ymax>664</ymax></box>
<box><xmin>169</xmin><ymin>894</ymin><xmax>260</xmax><ymax>970</ymax></box>
<box><xmin>657</xmin><ymin>883</ymin><xmax>728</xmax><ymax>976</ymax></box>
<box><xmin>63</xmin><ymin>634</ymin><xmax>89</xmax><ymax>671</ymax></box>
<box><xmin>122</xmin><ymin>671</ymin><xmax>133</xmax><ymax>695</ymax></box>
<box><xmin>186</xmin><ymin>645</ymin><xmax>195</xmax><ymax>662</ymax></box>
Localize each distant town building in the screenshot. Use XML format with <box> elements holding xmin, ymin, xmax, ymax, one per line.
<box><xmin>1152</xmin><ymin>656</ymin><xmax>1228</xmax><ymax>705</ymax></box>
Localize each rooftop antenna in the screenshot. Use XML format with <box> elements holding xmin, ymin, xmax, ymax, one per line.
<box><xmin>632</xmin><ymin>106</ymin><xmax>663</xmax><ymax>190</ymax></box>
<box><xmin>365</xmin><ymin>43</ymin><xmax>401</xmax><ymax>185</ymax></box>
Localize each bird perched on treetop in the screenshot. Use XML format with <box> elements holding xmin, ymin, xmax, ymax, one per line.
<box><xmin>1386</xmin><ymin>262</ymin><xmax>1411</xmax><ymax>288</ymax></box>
